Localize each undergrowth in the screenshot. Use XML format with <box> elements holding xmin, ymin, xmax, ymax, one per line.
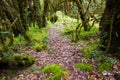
<box><xmin>13</xmin><ymin>24</ymin><xmax>49</xmax><ymax>52</ymax></box>
<box><xmin>61</xmin><ymin>25</ymin><xmax>99</xmax><ymax>42</ymax></box>
<box><xmin>42</xmin><ymin>64</ymin><xmax>70</xmax><ymax>80</ymax></box>
<box><xmin>27</xmin><ymin>25</ymin><xmax>48</xmax><ymax>51</ymax></box>
<box><xmin>98</xmin><ymin>62</ymin><xmax>112</xmax><ymax>72</ymax></box>
<box><xmin>0</xmin><ymin>53</ymin><xmax>35</xmax><ymax>68</ymax></box>
<box><xmin>75</xmin><ymin>63</ymin><xmax>93</xmax><ymax>72</ymax></box>
<box><xmin>83</xmin><ymin>39</ymin><xmax>99</xmax><ymax>59</ymax></box>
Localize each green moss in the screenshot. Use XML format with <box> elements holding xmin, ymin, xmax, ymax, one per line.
<box><xmin>14</xmin><ymin>54</ymin><xmax>35</xmax><ymax>66</ymax></box>
<box><xmin>42</xmin><ymin>64</ymin><xmax>69</xmax><ymax>80</ymax></box>
<box><xmin>0</xmin><ymin>53</ymin><xmax>35</xmax><ymax>68</ymax></box>
<box><xmin>98</xmin><ymin>62</ymin><xmax>111</xmax><ymax>72</ymax></box>
<box><xmin>75</xmin><ymin>63</ymin><xmax>93</xmax><ymax>72</ymax></box>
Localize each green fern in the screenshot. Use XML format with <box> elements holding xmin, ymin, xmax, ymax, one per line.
<box><xmin>98</xmin><ymin>62</ymin><xmax>111</xmax><ymax>72</ymax></box>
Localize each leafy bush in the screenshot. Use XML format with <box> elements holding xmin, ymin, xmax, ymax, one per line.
<box><xmin>42</xmin><ymin>64</ymin><xmax>70</xmax><ymax>80</ymax></box>
<box><xmin>75</xmin><ymin>63</ymin><xmax>93</xmax><ymax>72</ymax></box>
<box><xmin>98</xmin><ymin>62</ymin><xmax>111</xmax><ymax>72</ymax></box>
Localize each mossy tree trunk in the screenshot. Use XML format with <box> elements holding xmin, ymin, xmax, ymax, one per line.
<box><xmin>33</xmin><ymin>0</ymin><xmax>42</xmax><ymax>28</ymax></box>
<box><xmin>100</xmin><ymin>0</ymin><xmax>120</xmax><ymax>55</ymax></box>
<box><xmin>42</xmin><ymin>0</ymin><xmax>50</xmax><ymax>27</ymax></box>
<box><xmin>17</xmin><ymin>0</ymin><xmax>31</xmax><ymax>42</ymax></box>
<box><xmin>0</xmin><ymin>0</ymin><xmax>42</xmax><ymax>44</ymax></box>
<box><xmin>72</xmin><ymin>0</ymin><xmax>90</xmax><ymax>31</ymax></box>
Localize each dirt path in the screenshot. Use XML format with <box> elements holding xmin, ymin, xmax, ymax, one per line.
<box><xmin>12</xmin><ymin>24</ymin><xmax>90</xmax><ymax>80</ymax></box>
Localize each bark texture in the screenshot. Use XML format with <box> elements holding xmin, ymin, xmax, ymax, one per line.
<box><xmin>100</xmin><ymin>0</ymin><xmax>120</xmax><ymax>54</ymax></box>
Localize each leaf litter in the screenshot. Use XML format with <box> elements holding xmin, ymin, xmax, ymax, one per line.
<box><xmin>10</xmin><ymin>24</ymin><xmax>120</xmax><ymax>80</ymax></box>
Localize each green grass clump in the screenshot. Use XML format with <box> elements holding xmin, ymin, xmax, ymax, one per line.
<box><xmin>75</xmin><ymin>63</ymin><xmax>93</xmax><ymax>72</ymax></box>
<box><xmin>98</xmin><ymin>62</ymin><xmax>111</xmax><ymax>72</ymax></box>
<box><xmin>42</xmin><ymin>64</ymin><xmax>69</xmax><ymax>80</ymax></box>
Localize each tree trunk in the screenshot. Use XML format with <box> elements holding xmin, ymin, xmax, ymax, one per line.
<box><xmin>73</xmin><ymin>0</ymin><xmax>90</xmax><ymax>31</ymax></box>
<box><xmin>42</xmin><ymin>0</ymin><xmax>50</xmax><ymax>27</ymax></box>
<box><xmin>100</xmin><ymin>0</ymin><xmax>120</xmax><ymax>54</ymax></box>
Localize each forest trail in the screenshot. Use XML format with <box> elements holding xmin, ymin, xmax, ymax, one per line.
<box><xmin>12</xmin><ymin>24</ymin><xmax>90</xmax><ymax>80</ymax></box>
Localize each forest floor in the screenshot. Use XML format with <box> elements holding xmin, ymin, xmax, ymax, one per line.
<box><xmin>1</xmin><ymin>24</ymin><xmax>120</xmax><ymax>80</ymax></box>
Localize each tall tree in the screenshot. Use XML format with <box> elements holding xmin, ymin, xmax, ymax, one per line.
<box><xmin>100</xmin><ymin>0</ymin><xmax>120</xmax><ymax>55</ymax></box>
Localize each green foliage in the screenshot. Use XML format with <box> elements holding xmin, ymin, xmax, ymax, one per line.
<box><xmin>2</xmin><ymin>52</ymin><xmax>11</xmax><ymax>58</ymax></box>
<box><xmin>97</xmin><ymin>55</ymin><xmax>116</xmax><ymax>66</ymax></box>
<box><xmin>42</xmin><ymin>64</ymin><xmax>68</xmax><ymax>80</ymax></box>
<box><xmin>83</xmin><ymin>39</ymin><xmax>99</xmax><ymax>58</ymax></box>
<box><xmin>0</xmin><ymin>54</ymin><xmax>35</xmax><ymax>68</ymax></box>
<box><xmin>14</xmin><ymin>34</ymin><xmax>27</xmax><ymax>45</ymax></box>
<box><xmin>0</xmin><ymin>31</ymin><xmax>9</xmax><ymax>34</ymax></box>
<box><xmin>40</xmin><ymin>0</ymin><xmax>44</xmax><ymax>11</ymax></box>
<box><xmin>61</xmin><ymin>24</ymin><xmax>99</xmax><ymax>42</ymax></box>
<box><xmin>12</xmin><ymin>24</ymin><xmax>49</xmax><ymax>52</ymax></box>
<box><xmin>32</xmin><ymin>42</ymin><xmax>47</xmax><ymax>52</ymax></box>
<box><xmin>48</xmin><ymin>49</ymin><xmax>54</xmax><ymax>54</ymax></box>
<box><xmin>97</xmin><ymin>55</ymin><xmax>106</xmax><ymax>62</ymax></box>
<box><xmin>89</xmin><ymin>76</ymin><xmax>94</xmax><ymax>80</ymax></box>
<box><xmin>80</xmin><ymin>27</ymin><xmax>99</xmax><ymax>39</ymax></box>
<box><xmin>75</xmin><ymin>63</ymin><xmax>93</xmax><ymax>72</ymax></box>
<box><xmin>1</xmin><ymin>45</ymin><xmax>14</xmax><ymax>58</ymax></box>
<box><xmin>98</xmin><ymin>62</ymin><xmax>111</xmax><ymax>72</ymax></box>
<box><xmin>31</xmin><ymin>65</ymin><xmax>41</xmax><ymax>73</ymax></box>
<box><xmin>84</xmin><ymin>50</ymin><xmax>99</xmax><ymax>59</ymax></box>
<box><xmin>0</xmin><ymin>69</ymin><xmax>18</xmax><ymax>80</ymax></box>
<box><xmin>48</xmin><ymin>14</ymin><xmax>58</xmax><ymax>23</ymax></box>
<box><xmin>89</xmin><ymin>50</ymin><xmax>99</xmax><ymax>57</ymax></box>
<box><xmin>14</xmin><ymin>54</ymin><xmax>35</xmax><ymax>66</ymax></box>
<box><xmin>27</xmin><ymin>26</ymin><xmax>48</xmax><ymax>51</ymax></box>
<box><xmin>54</xmin><ymin>11</ymin><xmax>78</xmax><ymax>27</ymax></box>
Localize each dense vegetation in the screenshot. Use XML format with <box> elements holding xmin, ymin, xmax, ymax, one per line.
<box><xmin>0</xmin><ymin>0</ymin><xmax>120</xmax><ymax>80</ymax></box>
